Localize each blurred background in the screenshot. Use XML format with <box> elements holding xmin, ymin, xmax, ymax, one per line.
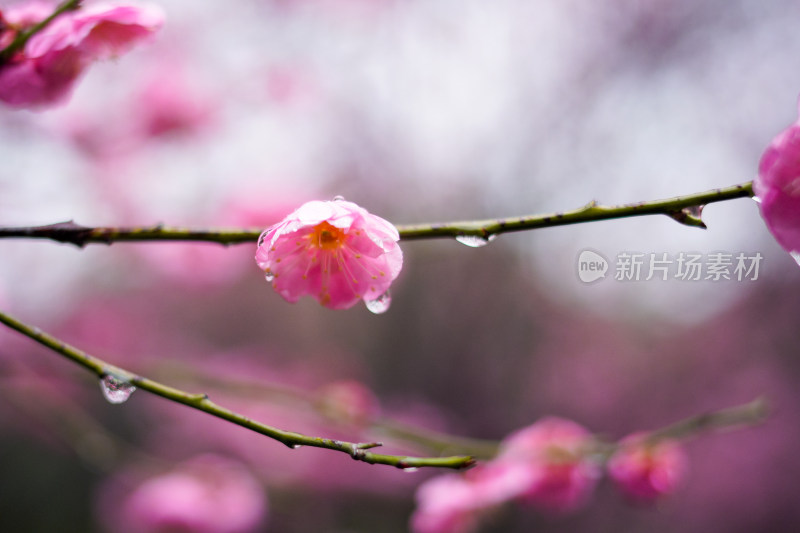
<box><xmin>2</xmin><ymin>0</ymin><xmax>800</xmax><ymax>531</ymax></box>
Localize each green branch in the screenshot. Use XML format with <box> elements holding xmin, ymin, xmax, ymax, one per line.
<box><xmin>591</xmin><ymin>397</ymin><xmax>769</xmax><ymax>459</ymax></box>
<box><xmin>0</xmin><ymin>0</ymin><xmax>83</xmax><ymax>64</ymax></box>
<box><xmin>644</xmin><ymin>397</ymin><xmax>769</xmax><ymax>444</ymax></box>
<box><xmin>0</xmin><ymin>309</ymin><xmax>474</xmax><ymax>470</ymax></box>
<box><xmin>156</xmin><ymin>360</ymin><xmax>500</xmax><ymax>459</ymax></box>
<box><xmin>0</xmin><ymin>182</ymin><xmax>754</xmax><ymax>247</ymax></box>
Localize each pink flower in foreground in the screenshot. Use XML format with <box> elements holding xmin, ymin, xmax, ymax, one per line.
<box><xmin>118</xmin><ymin>455</ymin><xmax>267</xmax><ymax>533</ymax></box>
<box><xmin>255</xmin><ymin>198</ymin><xmax>403</xmax><ymax>311</ymax></box>
<box><xmin>0</xmin><ymin>2</ymin><xmax>164</xmax><ymax>108</ymax></box>
<box><xmin>411</xmin><ymin>474</ymin><xmax>484</xmax><ymax>533</ymax></box>
<box><xmin>754</xmin><ymin>103</ymin><xmax>800</xmax><ymax>262</ymax></box>
<box><xmin>410</xmin><ymin>417</ymin><xmax>600</xmax><ymax>532</ymax></box>
<box><xmin>493</xmin><ymin>417</ymin><xmax>600</xmax><ymax>513</ymax></box>
<box><xmin>607</xmin><ymin>434</ymin><xmax>687</xmax><ymax>503</ymax></box>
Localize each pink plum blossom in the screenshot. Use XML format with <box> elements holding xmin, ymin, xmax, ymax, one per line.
<box><xmin>754</xmin><ymin>103</ymin><xmax>800</xmax><ymax>262</ymax></box>
<box><xmin>0</xmin><ymin>2</ymin><xmax>163</xmax><ymax>108</ymax></box>
<box><xmin>255</xmin><ymin>198</ymin><xmax>403</xmax><ymax>310</ymax></box>
<box><xmin>410</xmin><ymin>417</ymin><xmax>600</xmax><ymax>532</ymax></box>
<box><xmin>410</xmin><ymin>474</ymin><xmax>484</xmax><ymax>533</ymax></box>
<box><xmin>116</xmin><ymin>455</ymin><xmax>267</xmax><ymax>533</ymax></box>
<box><xmin>607</xmin><ymin>433</ymin><xmax>687</xmax><ymax>503</ymax></box>
<box><xmin>492</xmin><ymin>417</ymin><xmax>600</xmax><ymax>513</ymax></box>
<box><xmin>410</xmin><ymin>462</ymin><xmax>543</xmax><ymax>533</ymax></box>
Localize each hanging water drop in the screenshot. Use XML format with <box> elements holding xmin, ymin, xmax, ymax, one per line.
<box><xmin>291</xmin><ymin>444</ymin><xmax>303</xmax><ymax>449</ymax></box>
<box><xmin>455</xmin><ymin>234</ymin><xmax>496</xmax><ymax>248</ymax></box>
<box><xmin>791</xmin><ymin>251</ymin><xmax>800</xmax><ymax>268</ymax></box>
<box><xmin>332</xmin><ymin>195</ymin><xmax>346</xmax><ymax>202</ymax></box>
<box><xmin>365</xmin><ymin>290</ymin><xmax>391</xmax><ymax>314</ymax></box>
<box><xmin>402</xmin><ymin>467</ymin><xmax>419</xmax><ymax>473</ymax></box>
<box><xmin>264</xmin><ymin>270</ymin><xmax>275</xmax><ymax>282</ymax></box>
<box><xmin>752</xmin><ymin>196</ymin><xmax>762</xmax><ymax>204</ymax></box>
<box><xmin>99</xmin><ymin>374</ymin><xmax>136</xmax><ymax>404</ymax></box>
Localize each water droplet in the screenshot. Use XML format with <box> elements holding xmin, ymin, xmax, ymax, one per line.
<box><xmin>791</xmin><ymin>250</ymin><xmax>800</xmax><ymax>268</ymax></box>
<box><xmin>332</xmin><ymin>195</ymin><xmax>346</xmax><ymax>202</ymax></box>
<box><xmin>455</xmin><ymin>234</ymin><xmax>497</xmax><ymax>248</ymax></box>
<box><xmin>291</xmin><ymin>444</ymin><xmax>303</xmax><ymax>449</ymax></box>
<box><xmin>99</xmin><ymin>374</ymin><xmax>136</xmax><ymax>404</ymax></box>
<box><xmin>365</xmin><ymin>290</ymin><xmax>391</xmax><ymax>314</ymax></box>
<box><xmin>264</xmin><ymin>271</ymin><xmax>275</xmax><ymax>282</ymax></box>
<box><xmin>752</xmin><ymin>196</ymin><xmax>762</xmax><ymax>204</ymax></box>
<box><xmin>402</xmin><ymin>467</ymin><xmax>419</xmax><ymax>473</ymax></box>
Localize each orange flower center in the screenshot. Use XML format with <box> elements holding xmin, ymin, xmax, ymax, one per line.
<box><xmin>312</xmin><ymin>221</ymin><xmax>346</xmax><ymax>250</ymax></box>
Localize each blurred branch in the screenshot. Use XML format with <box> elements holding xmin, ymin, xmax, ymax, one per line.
<box><xmin>0</xmin><ymin>182</ymin><xmax>753</xmax><ymax>247</ymax></box>
<box><xmin>156</xmin><ymin>360</ymin><xmax>500</xmax><ymax>459</ymax></box>
<box><xmin>644</xmin><ymin>397</ymin><xmax>769</xmax><ymax>444</ymax></box>
<box><xmin>0</xmin><ymin>309</ymin><xmax>475</xmax><ymax>470</ymax></box>
<box><xmin>593</xmin><ymin>397</ymin><xmax>769</xmax><ymax>458</ymax></box>
<box><xmin>0</xmin><ymin>0</ymin><xmax>82</xmax><ymax>64</ymax></box>
<box><xmin>0</xmin><ymin>384</ymin><xmax>149</xmax><ymax>473</ymax></box>
<box><xmin>372</xmin><ymin>419</ymin><xmax>499</xmax><ymax>459</ymax></box>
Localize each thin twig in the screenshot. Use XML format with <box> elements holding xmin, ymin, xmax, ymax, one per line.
<box><xmin>591</xmin><ymin>397</ymin><xmax>769</xmax><ymax>459</ymax></box>
<box><xmin>0</xmin><ymin>309</ymin><xmax>475</xmax><ymax>470</ymax></box>
<box><xmin>155</xmin><ymin>360</ymin><xmax>500</xmax><ymax>459</ymax></box>
<box><xmin>645</xmin><ymin>397</ymin><xmax>769</xmax><ymax>444</ymax></box>
<box><xmin>0</xmin><ymin>182</ymin><xmax>754</xmax><ymax>247</ymax></box>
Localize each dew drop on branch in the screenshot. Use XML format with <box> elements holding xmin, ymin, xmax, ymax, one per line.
<box><xmin>264</xmin><ymin>271</ymin><xmax>275</xmax><ymax>282</ymax></box>
<box><xmin>402</xmin><ymin>467</ymin><xmax>419</xmax><ymax>473</ymax></box>
<box><xmin>99</xmin><ymin>374</ymin><xmax>136</xmax><ymax>404</ymax></box>
<box><xmin>291</xmin><ymin>444</ymin><xmax>303</xmax><ymax>449</ymax></box>
<box><xmin>455</xmin><ymin>234</ymin><xmax>497</xmax><ymax>248</ymax></box>
<box><xmin>365</xmin><ymin>290</ymin><xmax>391</xmax><ymax>314</ymax></box>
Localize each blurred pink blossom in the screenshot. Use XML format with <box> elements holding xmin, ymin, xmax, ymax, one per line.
<box><xmin>411</xmin><ymin>417</ymin><xmax>600</xmax><ymax>532</ymax></box>
<box><xmin>255</xmin><ymin>198</ymin><xmax>402</xmax><ymax>310</ymax></box>
<box><xmin>607</xmin><ymin>433</ymin><xmax>687</xmax><ymax>503</ymax></box>
<box><xmin>134</xmin><ymin>63</ymin><xmax>216</xmax><ymax>139</ymax></box>
<box><xmin>754</xmin><ymin>102</ymin><xmax>800</xmax><ymax>261</ymax></box>
<box><xmin>493</xmin><ymin>417</ymin><xmax>600</xmax><ymax>513</ymax></box>
<box><xmin>410</xmin><ymin>474</ymin><xmax>484</xmax><ymax>533</ymax></box>
<box><xmin>316</xmin><ymin>379</ymin><xmax>380</xmax><ymax>427</ymax></box>
<box><xmin>0</xmin><ymin>1</ymin><xmax>163</xmax><ymax>109</ymax></box>
<box><xmin>116</xmin><ymin>455</ymin><xmax>267</xmax><ymax>533</ymax></box>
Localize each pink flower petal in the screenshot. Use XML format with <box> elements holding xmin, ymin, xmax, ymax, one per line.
<box><xmin>255</xmin><ymin>198</ymin><xmax>403</xmax><ymax>310</ymax></box>
<box><xmin>754</xmin><ymin>104</ymin><xmax>800</xmax><ymax>259</ymax></box>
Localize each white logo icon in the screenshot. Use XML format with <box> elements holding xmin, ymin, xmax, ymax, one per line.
<box><xmin>577</xmin><ymin>250</ymin><xmax>608</xmax><ymax>283</ymax></box>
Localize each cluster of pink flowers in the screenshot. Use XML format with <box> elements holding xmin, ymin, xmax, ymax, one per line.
<box><xmin>0</xmin><ymin>1</ymin><xmax>163</xmax><ymax>109</ymax></box>
<box><xmin>411</xmin><ymin>417</ymin><xmax>687</xmax><ymax>533</ymax></box>
<box><xmin>255</xmin><ymin>197</ymin><xmax>403</xmax><ymax>311</ymax></box>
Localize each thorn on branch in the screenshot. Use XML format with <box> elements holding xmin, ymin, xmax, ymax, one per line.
<box><xmin>42</xmin><ymin>220</ymin><xmax>97</xmax><ymax>247</ymax></box>
<box><xmin>357</xmin><ymin>442</ymin><xmax>383</xmax><ymax>450</ymax></box>
<box><xmin>667</xmin><ymin>205</ymin><xmax>707</xmax><ymax>229</ymax></box>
